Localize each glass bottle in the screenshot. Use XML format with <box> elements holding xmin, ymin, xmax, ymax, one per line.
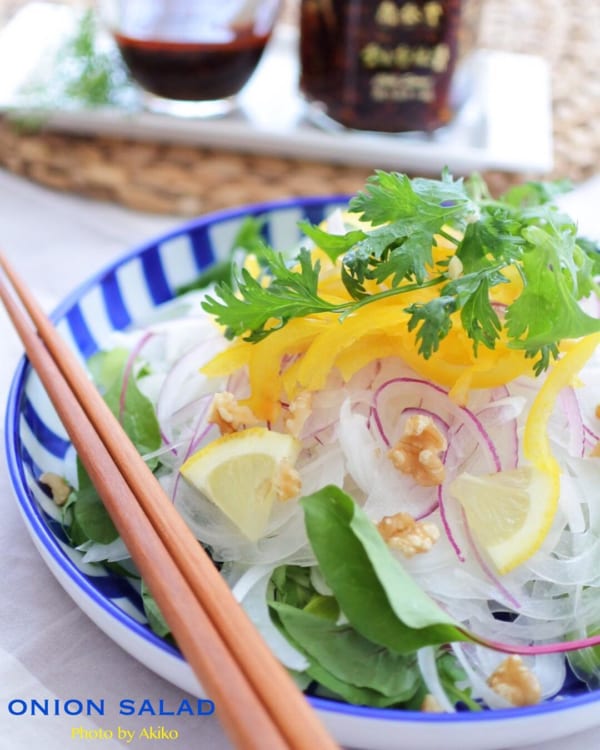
<box><xmin>299</xmin><ymin>0</ymin><xmax>471</xmax><ymax>132</ymax></box>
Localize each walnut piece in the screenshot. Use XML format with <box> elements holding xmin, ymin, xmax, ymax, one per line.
<box><xmin>208</xmin><ymin>392</ymin><xmax>259</xmax><ymax>434</ymax></box>
<box><xmin>274</xmin><ymin>459</ymin><xmax>302</xmax><ymax>502</ymax></box>
<box><xmin>376</xmin><ymin>512</ymin><xmax>440</xmax><ymax>557</ymax></box>
<box><xmin>487</xmin><ymin>655</ymin><xmax>541</xmax><ymax>707</ymax></box>
<box><xmin>39</xmin><ymin>472</ymin><xmax>71</xmax><ymax>506</ymax></box>
<box><xmin>388</xmin><ymin>414</ymin><xmax>447</xmax><ymax>486</ymax></box>
<box><xmin>285</xmin><ymin>391</ymin><xmax>313</xmax><ymax>438</ymax></box>
<box><xmin>421</xmin><ymin>694</ymin><xmax>444</xmax><ymax>713</ymax></box>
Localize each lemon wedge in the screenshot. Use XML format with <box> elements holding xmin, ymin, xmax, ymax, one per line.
<box><xmin>450</xmin><ymin>467</ymin><xmax>558</xmax><ymax>574</ymax></box>
<box><xmin>523</xmin><ymin>333</ymin><xmax>600</xmax><ymax>471</ymax></box>
<box><xmin>179</xmin><ymin>427</ymin><xmax>300</xmax><ymax>541</ymax></box>
<box><xmin>451</xmin><ymin>334</ymin><xmax>600</xmax><ymax>574</ymax></box>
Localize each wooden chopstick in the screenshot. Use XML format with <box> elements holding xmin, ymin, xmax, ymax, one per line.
<box><xmin>1</xmin><ymin>276</ymin><xmax>285</xmax><ymax>748</ymax></box>
<box><xmin>0</xmin><ymin>251</ymin><xmax>339</xmax><ymax>750</ymax></box>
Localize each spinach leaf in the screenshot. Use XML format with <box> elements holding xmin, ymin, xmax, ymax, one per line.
<box><xmin>66</xmin><ymin>348</ymin><xmax>161</xmax><ymax>545</ymax></box>
<box><xmin>307</xmin><ymin>661</ymin><xmax>416</xmax><ymax>708</ymax></box>
<box><xmin>271</xmin><ymin>602</ymin><xmax>420</xmax><ymax>701</ymax></box>
<box><xmin>71</xmin><ymin>457</ymin><xmax>118</xmax><ymax>544</ymax></box>
<box><xmin>88</xmin><ymin>348</ymin><xmax>161</xmax><ymax>464</ymax></box>
<box><xmin>301</xmin><ymin>486</ymin><xmax>472</xmax><ymax>653</ymax></box>
<box><xmin>271</xmin><ymin>565</ymin><xmax>317</xmax><ymax>610</ymax></box>
<box><xmin>141</xmin><ymin>581</ymin><xmax>171</xmax><ymax>639</ymax></box>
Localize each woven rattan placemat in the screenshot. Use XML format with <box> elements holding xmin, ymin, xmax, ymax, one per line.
<box><xmin>0</xmin><ymin>0</ymin><xmax>598</xmax><ymax>215</ymax></box>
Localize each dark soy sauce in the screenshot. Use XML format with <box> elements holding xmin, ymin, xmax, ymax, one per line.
<box><xmin>111</xmin><ymin>4</ymin><xmax>275</xmax><ymax>101</ymax></box>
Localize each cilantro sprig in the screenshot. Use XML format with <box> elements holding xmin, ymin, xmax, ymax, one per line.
<box><xmin>202</xmin><ymin>171</ymin><xmax>600</xmax><ymax>374</ymax></box>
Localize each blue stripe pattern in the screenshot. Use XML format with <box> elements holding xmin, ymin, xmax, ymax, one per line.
<box><xmin>101</xmin><ymin>269</ymin><xmax>132</xmax><ymax>330</ymax></box>
<box><xmin>21</xmin><ymin>397</ymin><xmax>71</xmax><ymax>459</ymax></box>
<box><xmin>141</xmin><ymin>245</ymin><xmax>172</xmax><ymax>304</ymax></box>
<box><xmin>18</xmin><ymin>442</ymin><xmax>44</xmax><ymax>484</ymax></box>
<box><xmin>65</xmin><ymin>304</ymin><xmax>98</xmax><ymax>359</ymax></box>
<box><xmin>189</xmin><ymin>224</ymin><xmax>215</xmax><ymax>271</ymax></box>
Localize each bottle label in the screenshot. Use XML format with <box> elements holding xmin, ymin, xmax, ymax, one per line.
<box><xmin>299</xmin><ymin>0</ymin><xmax>463</xmax><ymax>132</ymax></box>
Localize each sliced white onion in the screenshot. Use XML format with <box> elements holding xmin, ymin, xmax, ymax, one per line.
<box><xmin>78</xmin><ymin>536</ymin><xmax>131</xmax><ymax>563</ymax></box>
<box><xmin>450</xmin><ymin>644</ymin><xmax>512</xmax><ymax>709</ymax></box>
<box><xmin>417</xmin><ymin>647</ymin><xmax>455</xmax><ymax>712</ymax></box>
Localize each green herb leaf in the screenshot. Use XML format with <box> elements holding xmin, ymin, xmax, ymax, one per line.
<box><xmin>177</xmin><ymin>216</ymin><xmax>269</xmax><ymax>295</ymax></box>
<box><xmin>406</xmin><ymin>296</ymin><xmax>456</xmax><ymax>358</ymax></box>
<box><xmin>444</xmin><ymin>269</ymin><xmax>507</xmax><ymax>352</ymax></box>
<box><xmin>577</xmin><ymin>236</ymin><xmax>600</xmax><ymax>280</ymax></box>
<box><xmin>231</xmin><ymin>216</ymin><xmax>269</xmax><ymax>257</ymax></box>
<box><xmin>437</xmin><ymin>652</ymin><xmax>481</xmax><ymax>711</ymax></box>
<box><xmin>271</xmin><ymin>565</ymin><xmax>316</xmax><ymax>610</ymax></box>
<box><xmin>298</xmin><ymin>221</ymin><xmax>366</xmax><ymax>263</ymax></box>
<box><xmin>505</xmin><ymin>223</ymin><xmax>600</xmax><ymax>368</ymax></box>
<box><xmin>349</xmin><ymin>170</ymin><xmax>470</xmax><ymax>228</ymax></box>
<box><xmin>202</xmin><ymin>248</ymin><xmax>340</xmax><ymax>341</ymax></box>
<box><xmin>500</xmin><ymin>179</ymin><xmax>572</xmax><ymax>208</ymax></box>
<box><xmin>14</xmin><ymin>9</ymin><xmax>134</xmax><ymax>118</ymax></box>
<box><xmin>303</xmin><ymin>594</ymin><xmax>340</xmax><ymax>621</ymax></box>
<box><xmin>201</xmin><ymin>171</ymin><xmax>600</xmax><ymax>374</ymax></box>
<box><xmin>456</xmin><ymin>212</ymin><xmax>524</xmax><ymax>272</ymax></box>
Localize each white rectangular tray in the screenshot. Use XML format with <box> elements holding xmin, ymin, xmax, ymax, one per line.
<box><xmin>0</xmin><ymin>2</ymin><xmax>553</xmax><ymax>175</ymax></box>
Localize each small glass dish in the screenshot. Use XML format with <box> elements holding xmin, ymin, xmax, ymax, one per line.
<box><xmin>98</xmin><ymin>0</ymin><xmax>281</xmax><ymax>118</ymax></box>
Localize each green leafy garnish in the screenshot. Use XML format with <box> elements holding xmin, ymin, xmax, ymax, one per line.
<box><xmin>88</xmin><ymin>348</ymin><xmax>162</xmax><ymax>462</ymax></box>
<box><xmin>66</xmin><ymin>459</ymin><xmax>119</xmax><ymax>545</ymax></box>
<box><xmin>12</xmin><ymin>9</ymin><xmax>135</xmax><ymax>123</ymax></box>
<box><xmin>202</xmin><ymin>171</ymin><xmax>600</xmax><ymax>374</ymax></box>
<box><xmin>202</xmin><ymin>247</ymin><xmax>337</xmax><ymax>341</ymax></box>
<box><xmin>62</xmin><ymin>348</ymin><xmax>161</xmax><ymax>546</ymax></box>
<box><xmin>141</xmin><ymin>581</ymin><xmax>172</xmax><ymax>639</ymax></box>
<box><xmin>500</xmin><ymin>178</ymin><xmax>573</xmax><ymax>207</ymax></box>
<box><xmin>300</xmin><ymin>486</ymin><xmax>471</xmax><ymax>652</ymax></box>
<box><xmin>268</xmin><ymin>564</ymin><xmax>423</xmax><ymax>707</ymax></box>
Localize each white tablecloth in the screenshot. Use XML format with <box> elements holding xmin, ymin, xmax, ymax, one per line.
<box><xmin>1</xmin><ymin>168</ymin><xmax>600</xmax><ymax>750</ymax></box>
